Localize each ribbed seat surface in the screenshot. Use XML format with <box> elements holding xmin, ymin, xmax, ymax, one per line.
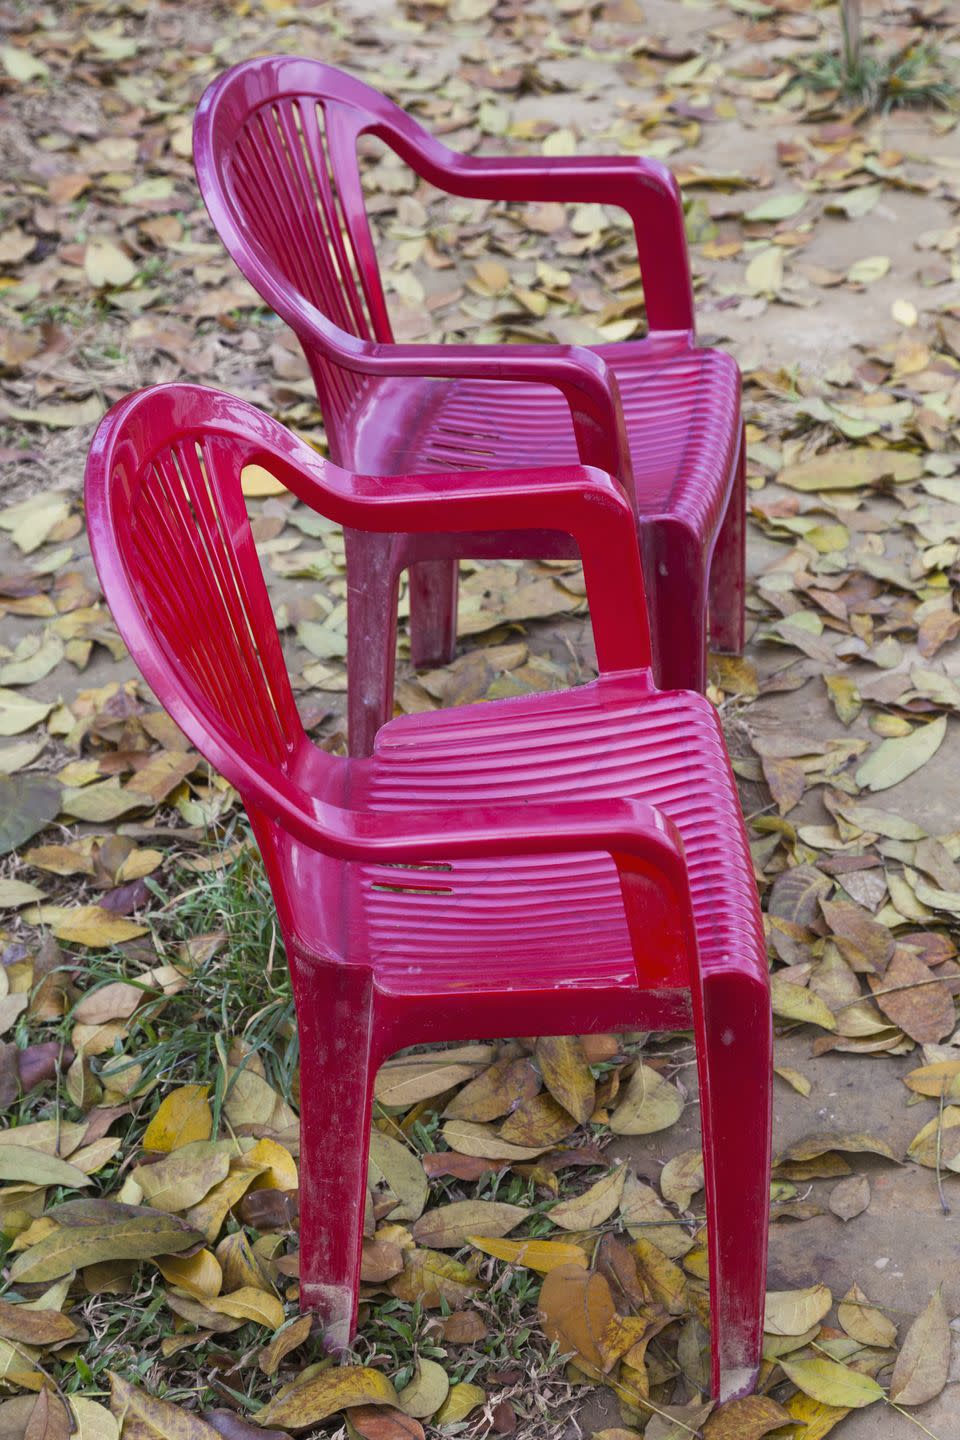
<box><xmin>281</xmin><ymin>673</ymin><xmax>763</xmax><ymax>993</ymax></box>
<box><xmin>362</xmin><ymin>341</ymin><xmax>740</xmax><ymax>530</ymax></box>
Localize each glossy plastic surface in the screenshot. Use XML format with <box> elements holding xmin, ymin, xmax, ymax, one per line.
<box><xmin>85</xmin><ymin>384</ymin><xmax>771</xmax><ymax>1402</ymax></box>
<box><xmin>194</xmin><ymin>56</ymin><xmax>745</xmax><ymax>753</ymax></box>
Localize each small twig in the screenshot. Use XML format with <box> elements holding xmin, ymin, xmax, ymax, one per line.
<box><xmin>832</xmin><ymin>973</ymin><xmax>951</xmax><ymax>1010</ymax></box>
<box><xmin>886</xmin><ymin>1398</ymin><xmax>945</xmax><ymax>1440</ymax></box>
<box><xmin>935</xmin><ymin>1090</ymin><xmax>951</xmax><ymax>1216</ymax></box>
<box><xmin>611</xmin><ymin>1378</ymin><xmax>706</xmax><ymax>1437</ymax></box>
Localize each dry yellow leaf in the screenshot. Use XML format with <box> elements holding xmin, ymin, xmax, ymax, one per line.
<box><xmin>143</xmin><ymin>1085</ymin><xmax>213</xmax><ymax>1152</ymax></box>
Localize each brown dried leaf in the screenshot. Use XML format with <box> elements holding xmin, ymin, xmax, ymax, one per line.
<box><xmin>868</xmin><ymin>947</ymin><xmax>956</xmax><ymax>1042</ymax></box>
<box><xmin>537</xmin><ymin>1264</ymin><xmax>616</xmax><ymax>1373</ymax></box>
<box><xmin>889</xmin><ymin>1286</ymin><xmax>951</xmax><ymax>1406</ymax></box>
<box><xmin>535</xmin><ymin>1036</ymin><xmax>595</xmax><ymax>1124</ymax></box>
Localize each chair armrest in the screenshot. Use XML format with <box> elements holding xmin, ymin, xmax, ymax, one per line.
<box><xmin>269</xmin><ymin>451</ymin><xmax>651</xmax><ymax>673</ymax></box>
<box><xmin>322</xmin><ymin>333</ymin><xmax>633</xmax><ymax>493</ymax></box>
<box><xmin>381</xmin><ymin>122</ymin><xmax>694</xmax><ymax>335</ymax></box>
<box><xmin>338</xmin><ymin>796</ymin><xmax>699</xmax><ymax>988</ymax></box>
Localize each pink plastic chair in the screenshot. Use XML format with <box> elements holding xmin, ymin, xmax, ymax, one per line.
<box><xmin>85</xmin><ymin>383</ymin><xmax>770</xmax><ymax>1402</ymax></box>
<box><xmin>193</xmin><ymin>57</ymin><xmax>746</xmax><ymax>755</ymax></box>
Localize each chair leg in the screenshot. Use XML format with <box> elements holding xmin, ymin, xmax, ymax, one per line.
<box><xmin>291</xmin><ymin>955</ymin><xmax>380</xmax><ymax>1349</ymax></box>
<box><xmin>708</xmin><ymin>426</ymin><xmax>746</xmax><ymax>656</ymax></box>
<box><xmin>345</xmin><ymin>528</ymin><xmax>400</xmax><ymax>758</ymax></box>
<box><xmin>409</xmin><ymin>558</ymin><xmax>458</xmax><ymax>669</ymax></box>
<box><xmin>640</xmin><ymin>518</ymin><xmax>707</xmax><ymax>692</ymax></box>
<box><xmin>696</xmin><ymin>968</ymin><xmax>772</xmax><ymax>1402</ymax></box>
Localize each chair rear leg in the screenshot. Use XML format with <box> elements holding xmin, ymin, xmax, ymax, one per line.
<box><xmin>292</xmin><ymin>955</ymin><xmax>379</xmax><ymax>1349</ymax></box>
<box><xmin>640</xmin><ymin>518</ymin><xmax>707</xmax><ymax>692</ymax></box>
<box><xmin>409</xmin><ymin>558</ymin><xmax>458</xmax><ymax>669</ymax></box>
<box><xmin>708</xmin><ymin>426</ymin><xmax>746</xmax><ymax>655</ymax></box>
<box><xmin>345</xmin><ymin>528</ymin><xmax>399</xmax><ymax>757</ymax></box>
<box><xmin>696</xmin><ymin>968</ymin><xmax>772</xmax><ymax>1402</ymax></box>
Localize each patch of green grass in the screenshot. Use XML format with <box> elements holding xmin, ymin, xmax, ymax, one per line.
<box><xmin>794</xmin><ymin>39</ymin><xmax>958</xmax><ymax>112</ymax></box>
<box><xmin>74</xmin><ymin>837</ymin><xmax>296</xmax><ymax>1113</ymax></box>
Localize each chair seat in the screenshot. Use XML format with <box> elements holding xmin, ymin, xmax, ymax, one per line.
<box><xmin>282</xmin><ymin>671</ymin><xmax>763</xmax><ymax>996</ymax></box>
<box><xmin>349</xmin><ymin>338</ymin><xmax>741</xmax><ymax>537</ymax></box>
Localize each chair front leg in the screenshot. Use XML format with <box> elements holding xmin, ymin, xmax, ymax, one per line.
<box><xmin>708</xmin><ymin>424</ymin><xmax>746</xmax><ymax>656</ymax></box>
<box><xmin>409</xmin><ymin>557</ymin><xmax>458</xmax><ymax>669</ymax></box>
<box><xmin>696</xmin><ymin>966</ymin><xmax>772</xmax><ymax>1401</ymax></box>
<box><xmin>292</xmin><ymin>953</ymin><xmax>380</xmax><ymax>1348</ymax></box>
<box><xmin>639</xmin><ymin>517</ymin><xmax>707</xmax><ymax>692</ymax></box>
<box><xmin>345</xmin><ymin>528</ymin><xmax>401</xmax><ymax>757</ymax></box>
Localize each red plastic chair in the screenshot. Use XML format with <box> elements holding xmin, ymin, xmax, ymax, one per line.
<box><xmin>85</xmin><ymin>383</ymin><xmax>770</xmax><ymax>1403</ymax></box>
<box><xmin>193</xmin><ymin>57</ymin><xmax>746</xmax><ymax>755</ymax></box>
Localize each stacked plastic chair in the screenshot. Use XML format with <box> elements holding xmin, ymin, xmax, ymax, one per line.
<box><xmin>194</xmin><ymin>57</ymin><xmax>746</xmax><ymax>755</ymax></box>
<box><xmin>85</xmin><ymin>383</ymin><xmax>771</xmax><ymax>1401</ymax></box>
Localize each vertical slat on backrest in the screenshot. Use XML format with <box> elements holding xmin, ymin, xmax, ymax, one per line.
<box><xmin>231</xmin><ymin>114</ymin><xmax>355</xmax><ymax>432</ymax></box>
<box><xmin>223</xmin><ymin>85</ymin><xmax>401</xmax><ymax>445</ymax></box>
<box><xmin>288</xmin><ymin>101</ymin><xmax>372</xmax><ymax>340</ymax></box>
<box><xmin>128</xmin><ymin>437</ymin><xmax>300</xmax><ymax>771</ymax></box>
<box><xmin>201</xmin><ymin>434</ymin><xmax>302</xmax><ymax>742</ymax></box>
<box><xmin>137</xmin><ymin>453</ymin><xmax>284</xmax><ymax>765</ymax></box>
<box><xmin>322</xmin><ymin>104</ymin><xmax>394</xmax><ymax>344</ymax></box>
<box><xmin>176</xmin><ymin>438</ymin><xmax>293</xmax><ymax>762</ymax></box>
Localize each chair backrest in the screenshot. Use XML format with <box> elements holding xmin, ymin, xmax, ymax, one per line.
<box><xmin>85</xmin><ymin>385</ymin><xmax>310</xmax><ymax>789</ymax></box>
<box><xmin>195</xmin><ymin>58</ymin><xmax>402</xmax><ymax>448</ymax></box>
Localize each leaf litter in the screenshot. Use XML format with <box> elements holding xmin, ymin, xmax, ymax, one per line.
<box><xmin>0</xmin><ymin>0</ymin><xmax>959</xmax><ymax>1436</ymax></box>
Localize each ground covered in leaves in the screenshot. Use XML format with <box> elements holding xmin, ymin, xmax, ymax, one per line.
<box><xmin>1</xmin><ymin>0</ymin><xmax>960</xmax><ymax>1437</ymax></box>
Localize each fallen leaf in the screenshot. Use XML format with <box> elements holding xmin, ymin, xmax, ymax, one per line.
<box><xmin>4</xmin><ymin>398</ymin><xmax>103</xmax><ymax>429</ymax></box>
<box><xmin>764</xmin><ymin>1284</ymin><xmax>832</xmax><ymax>1336</ymax></box>
<box><xmin>396</xmin><ymin>1360</ymin><xmax>449</xmax><ymax>1419</ymax></box>
<box><xmin>837</xmin><ymin>1284</ymin><xmax>897</xmax><ymax>1348</ymax></box>
<box><xmin>432</xmin><ymin>1383</ymin><xmax>485</xmax><ymax>1426</ymax></box>
<box><xmin>0</xmin><ymin>1298</ymin><xmax>78</xmax><ymax>1345</ymax></box>
<box><xmin>441</xmin><ymin>1119</ymin><xmax>549</xmax><ymax>1160</ymax></box>
<box><xmin>498</xmin><ymin>1091</ymin><xmax>578</xmax><ymax>1146</ymax></box>
<box><xmin>349</xmin><ymin>1407</ymin><xmax>424</xmax><ymax>1440</ymax></box>
<box><xmin>241</xmin><ymin>465</ymin><xmax>286</xmax><ymax>498</ymax></box>
<box><xmin>828</xmin><ymin>1175</ymin><xmax>870</xmax><ymax>1221</ymax></box>
<box><xmin>780</xmin><ymin>1391</ymin><xmax>849</xmax><ymax>1438</ymax></box>
<box><xmin>867</xmin><ymin>947</ymin><xmax>955</xmax><ymax>1042</ymax></box>
<box><xmin>443</xmin><ymin>1056</ymin><xmax>540</xmax><ymax>1121</ymax></box>
<box><xmin>258</xmin><ymin>1313</ymin><xmax>312</xmax><ymax>1377</ymax></box>
<box><xmin>702</xmin><ymin>1395</ymin><xmax>791</xmax><ymax>1438</ymax></box>
<box><xmin>856</xmin><ymin>717</ymin><xmax>947</xmax><ymax>793</ymax></box>
<box><xmin>659</xmin><ymin>1150</ymin><xmax>704</xmax><ymax>1210</ymax></box>
<box><xmin>535</xmin><ymin>1036</ymin><xmax>595</xmax><ymax>1124</ymax></box>
<box><xmin>468</xmin><ymin>1236</ymin><xmax>588</xmax><ymax>1274</ymax></box>
<box><xmin>609</xmin><ymin>1065</ymin><xmax>684</xmax><ymax>1134</ymax></box>
<box><xmin>770</xmin><ymin>976</ymin><xmax>837</xmax><ymax>1031</ymax></box>
<box><xmin>256</xmin><ymin>1365</ymin><xmax>399</xmax><ymax>1429</ymax></box>
<box><xmin>0</xmin><ymin>774</ymin><xmax>61</xmax><ymax>854</ymax></box>
<box><xmin>108</xmin><ymin>1373</ymin><xmax>220</xmax><ymax>1437</ymax></box>
<box><xmin>778</xmin><ymin>450</ymin><xmax>923</xmax><ymax>492</ymax></box>
<box><xmin>10</xmin><ymin>1210</ymin><xmax>203</xmax><ymax>1283</ymax></box>
<box><xmin>143</xmin><ymin>1086</ymin><xmax>214</xmax><ymax>1152</ymax></box>
<box><xmin>538</xmin><ymin>1264</ymin><xmax>615</xmax><ymax>1373</ymax></box>
<box><xmin>550</xmin><ymin>1166</ymin><xmax>626</xmax><ymax>1231</ymax></box>
<box><xmin>889</xmin><ymin>1286</ymin><xmax>950</xmax><ymax>1406</ymax></box>
<box><xmin>780</xmin><ymin>1356</ymin><xmax>883</xmax><ymax>1408</ymax></box>
<box><xmin>410</xmin><ymin>1200</ymin><xmax>527</xmax><ymax>1250</ymax></box>
<box><xmin>208</xmin><ymin>1286</ymin><xmax>285</xmax><ymax>1329</ymax></box>
<box><xmin>132</xmin><ymin>1147</ymin><xmax>230</xmax><ymax>1212</ymax></box>
<box><xmin>85</xmin><ymin>239</ymin><xmax>136</xmax><ymax>289</ymax></box>
<box><xmin>0</xmin><ymin>1147</ymin><xmax>91</xmax><ymax>1188</ymax></box>
<box><xmin>368</xmin><ymin>1132</ymin><xmax>429</xmax><ymax>1222</ymax></box>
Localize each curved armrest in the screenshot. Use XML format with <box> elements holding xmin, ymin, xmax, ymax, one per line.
<box><xmin>319</xmin><ymin>333</ymin><xmax>633</xmax><ymax>493</ymax></box>
<box><xmin>260</xmin><ymin>445</ymin><xmax>651</xmax><ymax>673</ymax></box>
<box><xmin>383</xmin><ymin>125</ymin><xmax>695</xmax><ymax>335</ymax></box>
